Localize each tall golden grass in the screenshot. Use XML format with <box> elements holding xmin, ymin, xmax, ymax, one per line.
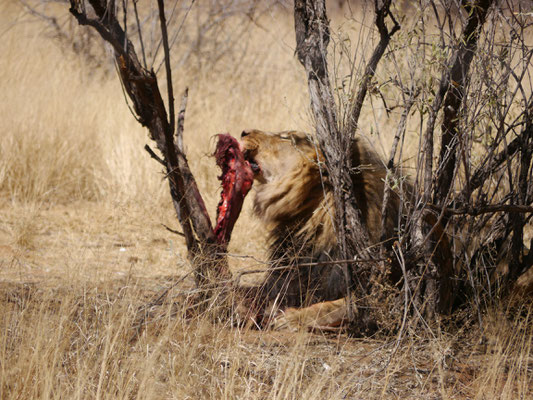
<box><xmin>0</xmin><ymin>0</ymin><xmax>531</xmax><ymax>398</ymax></box>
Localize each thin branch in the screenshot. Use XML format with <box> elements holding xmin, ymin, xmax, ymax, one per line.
<box><xmin>114</xmin><ymin>59</ymin><xmax>143</xmax><ymax>124</ymax></box>
<box><xmin>380</xmin><ymin>86</ymin><xmax>417</xmax><ymax>243</ymax></box>
<box><xmin>157</xmin><ymin>0</ymin><xmax>175</xmax><ymax>136</ymax></box>
<box><xmin>162</xmin><ymin>223</ymin><xmax>185</xmax><ymax>237</ymax></box>
<box><xmin>157</xmin><ymin>0</ymin><xmax>196</xmax><ymax>74</ymax></box>
<box><xmin>455</xmin><ymin>121</ymin><xmax>531</xmax><ymax>205</ymax></box>
<box><xmin>151</xmin><ymin>0</ymin><xmax>181</xmax><ymax>71</ymax></box>
<box><xmin>231</xmin><ymin>258</ymin><xmax>391</xmax><ymax>287</ymax></box>
<box><xmin>433</xmin><ymin>204</ymin><xmax>533</xmax><ymax>216</ymax></box>
<box><xmin>346</xmin><ymin>0</ymin><xmax>400</xmax><ymax>134</ymax></box>
<box><xmin>144</xmin><ymin>144</ymin><xmax>165</xmax><ymax>166</ymax></box>
<box><xmin>130</xmin><ymin>270</ymin><xmax>193</xmax><ymax>342</ymax></box>
<box><xmin>69</xmin><ymin>6</ymin><xmax>128</xmax><ymax>60</ymax></box>
<box><xmin>133</xmin><ymin>0</ymin><xmax>147</xmax><ymax>68</ymax></box>
<box><xmin>434</xmin><ymin>0</ymin><xmax>494</xmax><ymax>208</ymax></box>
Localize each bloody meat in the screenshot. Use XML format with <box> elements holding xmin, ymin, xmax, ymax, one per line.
<box><xmin>214</xmin><ymin>134</ymin><xmax>254</xmax><ymax>245</ymax></box>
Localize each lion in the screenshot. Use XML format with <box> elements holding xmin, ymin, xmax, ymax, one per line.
<box><xmin>239</xmin><ymin>129</ymin><xmax>453</xmax><ymax>329</ymax></box>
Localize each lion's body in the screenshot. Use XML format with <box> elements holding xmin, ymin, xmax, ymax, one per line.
<box><xmin>241</xmin><ymin>130</ymin><xmax>410</xmax><ymax>311</ymax></box>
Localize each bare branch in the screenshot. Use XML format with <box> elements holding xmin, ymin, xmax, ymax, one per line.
<box><xmin>162</xmin><ymin>223</ymin><xmax>185</xmax><ymax>237</ymax></box>
<box><xmin>346</xmin><ymin>0</ymin><xmax>400</xmax><ymax>134</ymax></box>
<box><xmin>380</xmin><ymin>87</ymin><xmax>417</xmax><ymax>244</ymax></box>
<box><xmin>132</xmin><ymin>0</ymin><xmax>147</xmax><ymax>68</ymax></box>
<box><xmin>157</xmin><ymin>0</ymin><xmax>175</xmax><ymax>136</ymax></box>
<box><xmin>435</xmin><ymin>204</ymin><xmax>533</xmax><ymax>216</ymax></box>
<box><xmin>434</xmin><ymin>0</ymin><xmax>494</xmax><ymax>208</ymax></box>
<box><xmin>144</xmin><ymin>144</ymin><xmax>165</xmax><ymax>166</ymax></box>
<box><xmin>456</xmin><ymin>128</ymin><xmax>523</xmax><ymax>204</ymax></box>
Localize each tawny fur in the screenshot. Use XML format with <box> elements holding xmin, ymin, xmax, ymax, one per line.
<box><xmin>241</xmin><ymin>129</ymin><xmax>407</xmax><ymax>310</ymax></box>
<box><xmin>271</xmin><ymin>298</ymin><xmax>348</xmax><ymax>331</ymax></box>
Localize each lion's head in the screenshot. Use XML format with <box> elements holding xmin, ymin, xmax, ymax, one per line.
<box><xmin>240</xmin><ymin>129</ymin><xmax>332</xmax><ymax>245</ymax></box>
<box><xmin>240</xmin><ymin>129</ymin><xmax>320</xmax><ymax>183</ymax></box>
<box><xmin>239</xmin><ymin>129</ymin><xmax>396</xmax><ymax>245</ymax></box>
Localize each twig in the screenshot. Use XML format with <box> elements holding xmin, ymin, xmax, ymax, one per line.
<box><xmin>431</xmin><ymin>203</ymin><xmax>533</xmax><ymax>216</ymax></box>
<box><xmin>20</xmin><ymin>0</ymin><xmax>65</xmax><ymax>39</ymax></box>
<box><xmin>380</xmin><ymin>86</ymin><xmax>417</xmax><ymax>244</ymax></box>
<box><xmin>144</xmin><ymin>144</ymin><xmax>165</xmax><ymax>166</ymax></box>
<box><xmin>130</xmin><ymin>270</ymin><xmax>193</xmax><ymax>343</ymax></box>
<box><xmin>434</xmin><ymin>0</ymin><xmax>494</xmax><ymax>209</ymax></box>
<box><xmin>132</xmin><ymin>0</ymin><xmax>147</xmax><ymax>68</ymax></box>
<box><xmin>346</xmin><ymin>0</ymin><xmax>400</xmax><ymax>134</ymax></box>
<box><xmin>69</xmin><ymin>4</ymin><xmax>129</xmax><ymax>60</ymax></box>
<box><xmin>231</xmin><ymin>258</ymin><xmax>391</xmax><ymax>287</ymax></box>
<box><xmin>456</xmin><ymin>124</ymin><xmax>530</xmax><ymax>205</ymax></box>
<box><xmin>157</xmin><ymin>0</ymin><xmax>196</xmax><ymax>74</ymax></box>
<box><xmin>376</xmin><ymin>242</ymin><xmax>409</xmax><ymax>374</ymax></box>
<box><xmin>152</xmin><ymin>0</ymin><xmax>181</xmax><ymax>71</ymax></box>
<box><xmin>162</xmin><ymin>223</ymin><xmax>185</xmax><ymax>237</ymax></box>
<box><xmin>157</xmin><ymin>0</ymin><xmax>175</xmax><ymax>135</ymax></box>
<box><xmin>115</xmin><ymin>60</ymin><xmax>143</xmax><ymax>124</ymax></box>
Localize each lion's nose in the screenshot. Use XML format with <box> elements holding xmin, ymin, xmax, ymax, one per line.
<box><xmin>241</xmin><ymin>130</ymin><xmax>251</xmax><ymax>138</ymax></box>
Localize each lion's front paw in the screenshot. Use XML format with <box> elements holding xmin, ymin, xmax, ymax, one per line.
<box><xmin>269</xmin><ymin>298</ymin><xmax>350</xmax><ymax>332</ymax></box>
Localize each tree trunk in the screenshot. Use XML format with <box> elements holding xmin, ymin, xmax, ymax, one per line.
<box><xmin>433</xmin><ymin>0</ymin><xmax>494</xmax><ymax>211</ymax></box>
<box><xmin>69</xmin><ymin>0</ymin><xmax>231</xmax><ymax>288</ymax></box>
<box><xmin>293</xmin><ymin>0</ymin><xmax>400</xmax><ymax>332</ymax></box>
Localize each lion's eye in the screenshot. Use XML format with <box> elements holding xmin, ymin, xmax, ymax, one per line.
<box><xmin>279</xmin><ymin>133</ymin><xmax>291</xmax><ymax>141</ymax></box>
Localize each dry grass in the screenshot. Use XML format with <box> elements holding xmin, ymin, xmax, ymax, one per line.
<box><xmin>1</xmin><ymin>281</ymin><xmax>531</xmax><ymax>399</ymax></box>
<box><xmin>0</xmin><ymin>0</ymin><xmax>532</xmax><ymax>398</ymax></box>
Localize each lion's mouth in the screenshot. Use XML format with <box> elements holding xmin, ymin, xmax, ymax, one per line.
<box><xmin>242</xmin><ymin>149</ymin><xmax>261</xmax><ymax>176</ymax></box>
<box><xmin>248</xmin><ymin>159</ymin><xmax>261</xmax><ymax>175</ymax></box>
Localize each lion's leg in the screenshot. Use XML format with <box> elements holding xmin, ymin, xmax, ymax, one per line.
<box><xmin>268</xmin><ymin>298</ymin><xmax>349</xmax><ymax>331</ymax></box>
